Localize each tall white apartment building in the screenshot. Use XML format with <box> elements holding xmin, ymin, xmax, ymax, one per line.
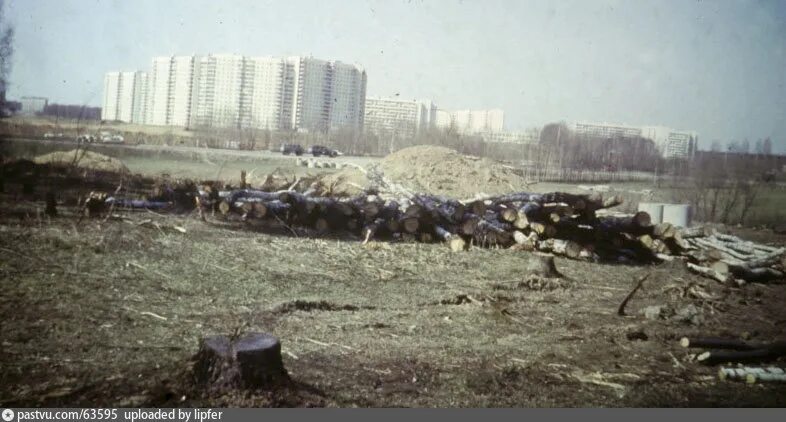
<box><xmin>102</xmin><ymin>71</ymin><xmax>147</xmax><ymax>123</ymax></box>
<box><xmin>641</xmin><ymin>126</ymin><xmax>698</xmax><ymax>159</ymax></box>
<box><xmin>435</xmin><ymin>109</ymin><xmax>504</xmax><ymax>133</ymax></box>
<box><xmin>570</xmin><ymin>122</ymin><xmax>697</xmax><ymax>159</ymax></box>
<box><xmin>127</xmin><ymin>54</ymin><xmax>366</xmax><ymax>132</ymax></box>
<box><xmin>145</xmin><ymin>56</ymin><xmax>199</xmax><ymax>126</ymax></box>
<box><xmin>364</xmin><ymin>97</ymin><xmax>437</xmax><ymax>138</ymax></box>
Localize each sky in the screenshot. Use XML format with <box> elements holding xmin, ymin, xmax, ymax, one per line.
<box><xmin>5</xmin><ymin>0</ymin><xmax>786</xmax><ymax>151</ymax></box>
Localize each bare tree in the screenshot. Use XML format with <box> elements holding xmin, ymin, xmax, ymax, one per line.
<box><xmin>0</xmin><ymin>0</ymin><xmax>14</xmax><ymax>115</ymax></box>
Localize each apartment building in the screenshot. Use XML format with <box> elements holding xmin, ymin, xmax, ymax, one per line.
<box><xmin>480</xmin><ymin>129</ymin><xmax>539</xmax><ymax>144</ymax></box>
<box><xmin>101</xmin><ymin>71</ymin><xmax>147</xmax><ymax>123</ymax></box>
<box><xmin>435</xmin><ymin>109</ymin><xmax>504</xmax><ymax>133</ymax></box>
<box><xmin>119</xmin><ymin>54</ymin><xmax>366</xmax><ymax>132</ymax></box>
<box><xmin>641</xmin><ymin>126</ymin><xmax>698</xmax><ymax>159</ymax></box>
<box><xmin>571</xmin><ymin>121</ymin><xmax>697</xmax><ymax>159</ymax></box>
<box><xmin>364</xmin><ymin>97</ymin><xmax>437</xmax><ymax>138</ymax></box>
<box><xmin>572</xmin><ymin>121</ymin><xmax>642</xmax><ymax>139</ymax></box>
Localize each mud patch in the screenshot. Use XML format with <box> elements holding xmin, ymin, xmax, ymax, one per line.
<box><xmin>275</xmin><ymin>300</ymin><xmax>374</xmax><ymax>314</ymax></box>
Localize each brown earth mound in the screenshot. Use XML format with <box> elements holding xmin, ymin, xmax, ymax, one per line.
<box><xmin>318</xmin><ymin>166</ymin><xmax>370</xmax><ymax>196</ymax></box>
<box><xmin>318</xmin><ymin>146</ymin><xmax>532</xmax><ymax>198</ymax></box>
<box><xmin>33</xmin><ymin>150</ymin><xmax>129</xmax><ymax>173</ymax></box>
<box><xmin>379</xmin><ymin>145</ymin><xmax>530</xmax><ymax>198</ymax></box>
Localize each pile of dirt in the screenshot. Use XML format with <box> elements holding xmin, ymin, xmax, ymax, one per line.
<box><xmin>33</xmin><ymin>150</ymin><xmax>129</xmax><ymax>173</ymax></box>
<box><xmin>378</xmin><ymin>145</ymin><xmax>530</xmax><ymax>198</ymax></box>
<box><xmin>318</xmin><ymin>166</ymin><xmax>371</xmax><ymax>196</ymax></box>
<box><xmin>318</xmin><ymin>146</ymin><xmax>532</xmax><ymax>198</ymax></box>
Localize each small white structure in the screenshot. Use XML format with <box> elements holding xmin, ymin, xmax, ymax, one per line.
<box><xmin>638</xmin><ymin>202</ymin><xmax>664</xmax><ymax>224</ymax></box>
<box><xmin>662</xmin><ymin>204</ymin><xmax>692</xmax><ymax>228</ymax></box>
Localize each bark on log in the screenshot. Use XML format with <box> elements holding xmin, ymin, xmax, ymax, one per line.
<box><xmin>697</xmin><ymin>344</ymin><xmax>786</xmax><ymax>365</ymax></box>
<box><xmin>729</xmin><ymin>266</ymin><xmax>784</xmax><ymax>283</ymax></box>
<box><xmin>537</xmin><ymin>238</ymin><xmax>583</xmax><ymax>259</ymax></box>
<box><xmin>687</xmin><ymin>262</ymin><xmax>732</xmax><ymax>284</ymax></box>
<box><xmin>680</xmin><ymin>337</ymin><xmax>759</xmax><ymax>351</ymax></box>
<box><xmin>434</xmin><ymin>225</ymin><xmax>466</xmax><ymax>252</ymax></box>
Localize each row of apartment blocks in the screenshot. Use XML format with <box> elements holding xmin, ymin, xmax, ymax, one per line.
<box><xmin>102</xmin><ymin>55</ymin><xmax>367</xmax><ymax>133</ymax></box>
<box><xmin>362</xmin><ymin>97</ymin><xmax>514</xmax><ymax>140</ymax></box>
<box><xmin>572</xmin><ymin>121</ymin><xmax>698</xmax><ymax>159</ymax></box>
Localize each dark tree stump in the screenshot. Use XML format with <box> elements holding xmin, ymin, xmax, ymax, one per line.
<box><xmin>45</xmin><ymin>191</ymin><xmax>58</xmax><ymax>217</ymax></box>
<box><xmin>194</xmin><ymin>332</ymin><xmax>288</xmax><ymax>391</ymax></box>
<box><xmin>524</xmin><ymin>252</ymin><xmax>561</xmax><ymax>278</ymax></box>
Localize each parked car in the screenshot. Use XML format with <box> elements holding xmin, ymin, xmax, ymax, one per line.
<box><xmin>279</xmin><ymin>143</ymin><xmax>304</xmax><ymax>156</ymax></box>
<box><xmin>308</xmin><ymin>145</ymin><xmax>340</xmax><ymax>157</ymax></box>
<box><xmin>76</xmin><ymin>134</ymin><xmax>96</xmax><ymax>144</ymax></box>
<box><xmin>103</xmin><ymin>134</ymin><xmax>124</xmax><ymax>144</ymax></box>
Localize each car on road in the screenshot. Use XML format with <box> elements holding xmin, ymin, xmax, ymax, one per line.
<box><xmin>76</xmin><ymin>134</ymin><xmax>96</xmax><ymax>144</ymax></box>
<box><xmin>308</xmin><ymin>145</ymin><xmax>341</xmax><ymax>157</ymax></box>
<box><xmin>279</xmin><ymin>143</ymin><xmax>304</xmax><ymax>155</ymax></box>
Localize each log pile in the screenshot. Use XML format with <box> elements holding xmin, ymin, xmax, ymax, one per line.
<box><xmin>200</xmin><ymin>188</ymin><xmax>683</xmax><ymax>263</ymax></box>
<box><xmin>678</xmin><ymin>230</ymin><xmax>786</xmax><ymax>284</ymax></box>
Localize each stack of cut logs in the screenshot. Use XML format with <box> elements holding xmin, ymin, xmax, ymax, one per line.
<box><xmin>679</xmin><ymin>229</ymin><xmax>785</xmax><ymax>283</ymax></box>
<box><xmin>199</xmin><ymin>188</ymin><xmax>695</xmax><ymax>263</ymax></box>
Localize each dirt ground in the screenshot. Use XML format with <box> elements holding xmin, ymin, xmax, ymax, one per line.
<box><xmin>1</xmin><ymin>197</ymin><xmax>785</xmax><ymax>407</ymax></box>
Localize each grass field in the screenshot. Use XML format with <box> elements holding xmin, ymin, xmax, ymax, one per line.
<box><xmin>2</xmin><ymin>141</ymin><xmax>786</xmax><ymax>406</ymax></box>
<box><xmin>1</xmin><ymin>204</ymin><xmax>785</xmax><ymax>407</ymax></box>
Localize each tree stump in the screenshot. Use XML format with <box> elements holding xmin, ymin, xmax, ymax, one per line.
<box><xmin>194</xmin><ymin>332</ymin><xmax>288</xmax><ymax>391</ymax></box>
<box><xmin>524</xmin><ymin>252</ymin><xmax>561</xmax><ymax>278</ymax></box>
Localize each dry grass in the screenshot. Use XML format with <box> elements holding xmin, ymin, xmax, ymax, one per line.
<box><xmin>1</xmin><ymin>199</ymin><xmax>786</xmax><ymax>407</ymax></box>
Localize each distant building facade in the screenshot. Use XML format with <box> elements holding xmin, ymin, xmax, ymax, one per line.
<box><xmin>436</xmin><ymin>109</ymin><xmax>504</xmax><ymax>133</ymax></box>
<box><xmin>106</xmin><ymin>55</ymin><xmax>366</xmax><ymax>132</ymax></box>
<box><xmin>102</xmin><ymin>71</ymin><xmax>147</xmax><ymax>123</ymax></box>
<box><xmin>364</xmin><ymin>97</ymin><xmax>437</xmax><ymax>138</ymax></box>
<box><xmin>19</xmin><ymin>96</ymin><xmax>48</xmax><ymax>115</ymax></box>
<box><xmin>572</xmin><ymin>121</ymin><xmax>642</xmax><ymax>139</ymax></box>
<box><xmin>480</xmin><ymin>129</ymin><xmax>539</xmax><ymax>144</ymax></box>
<box><xmin>641</xmin><ymin>126</ymin><xmax>698</xmax><ymax>159</ymax></box>
<box><xmin>571</xmin><ymin>121</ymin><xmax>697</xmax><ymax>159</ymax></box>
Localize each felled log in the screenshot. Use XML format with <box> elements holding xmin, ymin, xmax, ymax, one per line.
<box><xmin>513</xmin><ymin>202</ymin><xmax>541</xmax><ymax>229</ymax></box>
<box><xmin>399</xmin><ymin>216</ymin><xmax>420</xmax><ymax>234</ymax></box>
<box><xmin>193</xmin><ymin>332</ymin><xmax>288</xmax><ymax>391</ymax></box>
<box><xmin>474</xmin><ymin>218</ymin><xmax>513</xmax><ymax>246</ymax></box>
<box><xmin>537</xmin><ymin>238</ymin><xmax>583</xmax><ymax>260</ymax></box>
<box><xmin>512</xmin><ymin>230</ymin><xmax>538</xmax><ymax>251</ymax></box>
<box><xmin>362</xmin><ymin>218</ymin><xmax>387</xmax><ymax>243</ymax></box>
<box><xmin>729</xmin><ymin>266</ymin><xmax>784</xmax><ymax>283</ymax></box>
<box><xmin>434</xmin><ymin>225</ymin><xmax>466</xmax><ymax>252</ymax></box>
<box><xmin>679</xmin><ymin>225</ymin><xmax>712</xmax><ymax>238</ymax></box>
<box><xmin>680</xmin><ymin>337</ymin><xmax>758</xmax><ymax>351</ymax></box>
<box><xmin>697</xmin><ymin>343</ymin><xmax>786</xmax><ymax>365</ymax></box>
<box><xmin>719</xmin><ymin>366</ymin><xmax>786</xmax><ymax>383</ymax></box>
<box><xmin>687</xmin><ymin>262</ymin><xmax>732</xmax><ymax>284</ymax></box>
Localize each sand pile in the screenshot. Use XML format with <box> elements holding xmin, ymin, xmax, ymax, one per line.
<box><xmin>317</xmin><ymin>146</ymin><xmax>531</xmax><ymax>198</ymax></box>
<box><xmin>318</xmin><ymin>166</ymin><xmax>370</xmax><ymax>196</ymax></box>
<box><xmin>33</xmin><ymin>150</ymin><xmax>129</xmax><ymax>173</ymax></box>
<box><xmin>378</xmin><ymin>145</ymin><xmax>529</xmax><ymax>198</ymax></box>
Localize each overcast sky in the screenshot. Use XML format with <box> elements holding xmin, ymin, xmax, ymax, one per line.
<box><xmin>6</xmin><ymin>0</ymin><xmax>786</xmax><ymax>151</ymax></box>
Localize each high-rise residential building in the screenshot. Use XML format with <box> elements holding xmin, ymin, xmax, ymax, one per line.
<box><xmin>571</xmin><ymin>122</ymin><xmax>697</xmax><ymax>159</ymax></box>
<box><xmin>102</xmin><ymin>71</ymin><xmax>147</xmax><ymax>123</ymax></box>
<box><xmin>145</xmin><ymin>56</ymin><xmax>200</xmax><ymax>127</ymax></box>
<box><xmin>572</xmin><ymin>121</ymin><xmax>643</xmax><ymax>139</ymax></box>
<box><xmin>120</xmin><ymin>54</ymin><xmax>366</xmax><ymax>132</ymax></box>
<box><xmin>435</xmin><ymin>109</ymin><xmax>504</xmax><ymax>133</ymax></box>
<box><xmin>363</xmin><ymin>97</ymin><xmax>437</xmax><ymax>138</ymax></box>
<box><xmin>641</xmin><ymin>126</ymin><xmax>698</xmax><ymax>159</ymax></box>
<box><xmin>19</xmin><ymin>96</ymin><xmax>48</xmax><ymax>115</ymax></box>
